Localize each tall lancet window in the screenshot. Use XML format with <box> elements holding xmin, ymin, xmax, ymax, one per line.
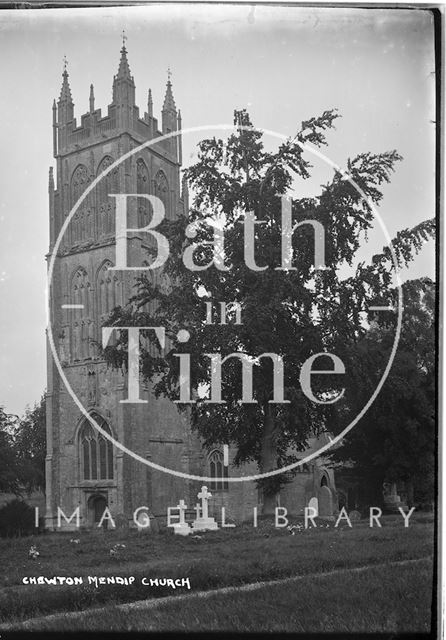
<box><xmin>97</xmin><ymin>261</ymin><xmax>122</xmax><ymax>337</ymax></box>
<box><xmin>96</xmin><ymin>156</ymin><xmax>119</xmax><ymax>238</ymax></box>
<box><xmin>71</xmin><ymin>267</ymin><xmax>93</xmax><ymax>361</ymax></box>
<box><xmin>136</xmin><ymin>158</ymin><xmax>150</xmax><ymax>228</ymax></box>
<box><xmin>70</xmin><ymin>164</ymin><xmax>92</xmax><ymax>245</ymax></box>
<box><xmin>154</xmin><ymin>170</ymin><xmax>169</xmax><ymax>218</ymax></box>
<box><xmin>79</xmin><ymin>414</ymin><xmax>114</xmax><ymax>481</ymax></box>
<box><xmin>209</xmin><ymin>450</ymin><xmax>228</xmax><ymax>491</ymax></box>
<box><xmin>139</xmin><ymin>263</ymin><xmax>159</xmax><ymax>358</ymax></box>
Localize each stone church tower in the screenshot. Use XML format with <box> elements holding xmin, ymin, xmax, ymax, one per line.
<box><xmin>45</xmin><ymin>44</ymin><xmax>338</xmax><ymax>529</ymax></box>
<box><xmin>45</xmin><ymin>44</ymin><xmax>204</xmax><ymax>529</ymax></box>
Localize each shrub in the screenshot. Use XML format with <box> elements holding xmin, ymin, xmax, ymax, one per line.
<box><xmin>0</xmin><ymin>499</ymin><xmax>41</xmax><ymax>538</ymax></box>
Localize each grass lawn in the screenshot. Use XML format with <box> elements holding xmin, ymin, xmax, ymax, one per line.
<box><xmin>0</xmin><ymin>513</ymin><xmax>435</xmax><ymax>633</ymax></box>
<box><xmin>17</xmin><ymin>558</ymin><xmax>433</xmax><ymax>633</ymax></box>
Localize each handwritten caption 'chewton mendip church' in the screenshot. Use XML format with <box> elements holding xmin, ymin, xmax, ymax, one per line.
<box><xmin>100</xmin><ymin>193</ymin><xmax>348</xmax><ymax>405</ymax></box>
<box><xmin>22</xmin><ymin>576</ymin><xmax>192</xmax><ymax>589</ymax></box>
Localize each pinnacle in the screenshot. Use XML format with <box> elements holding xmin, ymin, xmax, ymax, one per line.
<box><xmin>59</xmin><ymin>68</ymin><xmax>73</xmax><ymax>104</ymax></box>
<box><xmin>89</xmin><ymin>84</ymin><xmax>95</xmax><ymax>112</ymax></box>
<box><xmin>163</xmin><ymin>77</ymin><xmax>177</xmax><ymax>112</ymax></box>
<box><xmin>116</xmin><ymin>44</ymin><xmax>132</xmax><ymax>81</ymax></box>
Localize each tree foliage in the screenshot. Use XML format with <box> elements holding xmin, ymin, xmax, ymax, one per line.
<box><xmin>104</xmin><ymin>109</ymin><xmax>435</xmax><ymax>510</ymax></box>
<box><xmin>0</xmin><ymin>407</ymin><xmax>20</xmax><ymax>494</ymax></box>
<box><xmin>330</xmin><ymin>278</ymin><xmax>435</xmax><ymax>507</ymax></box>
<box><xmin>0</xmin><ymin>499</ymin><xmax>38</xmax><ymax>538</ymax></box>
<box><xmin>14</xmin><ymin>396</ymin><xmax>46</xmax><ymax>494</ymax></box>
<box><xmin>0</xmin><ymin>397</ymin><xmax>46</xmax><ymax>496</ymax></box>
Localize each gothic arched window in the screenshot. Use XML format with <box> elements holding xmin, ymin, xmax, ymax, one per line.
<box><xmin>97</xmin><ymin>261</ymin><xmax>122</xmax><ymax>318</ymax></box>
<box><xmin>138</xmin><ymin>265</ymin><xmax>160</xmax><ymax>357</ymax></box>
<box><xmin>209</xmin><ymin>450</ymin><xmax>228</xmax><ymax>491</ymax></box>
<box><xmin>136</xmin><ymin>158</ymin><xmax>150</xmax><ymax>228</ymax></box>
<box><xmin>96</xmin><ymin>156</ymin><xmax>119</xmax><ymax>238</ymax></box>
<box><xmin>79</xmin><ymin>413</ymin><xmax>114</xmax><ymax>481</ymax></box>
<box><xmin>70</xmin><ymin>267</ymin><xmax>94</xmax><ymax>361</ymax></box>
<box><xmin>70</xmin><ymin>164</ymin><xmax>92</xmax><ymax>245</ymax></box>
<box><xmin>71</xmin><ymin>164</ymin><xmax>90</xmax><ymax>206</ymax></box>
<box><xmin>96</xmin><ymin>261</ymin><xmax>122</xmax><ymax>345</ymax></box>
<box><xmin>154</xmin><ymin>170</ymin><xmax>169</xmax><ymax>218</ymax></box>
<box><xmin>141</xmin><ymin>260</ymin><xmax>155</xmax><ymax>310</ymax></box>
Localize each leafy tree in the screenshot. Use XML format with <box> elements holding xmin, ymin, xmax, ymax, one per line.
<box><xmin>14</xmin><ymin>396</ymin><xmax>46</xmax><ymax>494</ymax></box>
<box><xmin>330</xmin><ymin>277</ymin><xmax>435</xmax><ymax>508</ymax></box>
<box><xmin>104</xmin><ymin>109</ymin><xmax>435</xmax><ymax>513</ymax></box>
<box><xmin>0</xmin><ymin>499</ymin><xmax>39</xmax><ymax>538</ymax></box>
<box><xmin>0</xmin><ymin>407</ymin><xmax>20</xmax><ymax>494</ymax></box>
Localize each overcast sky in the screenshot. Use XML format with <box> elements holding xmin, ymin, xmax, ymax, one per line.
<box><xmin>0</xmin><ymin>4</ymin><xmax>436</xmax><ymax>416</ymax></box>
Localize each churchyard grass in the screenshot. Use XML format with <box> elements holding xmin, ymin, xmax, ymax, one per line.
<box><xmin>14</xmin><ymin>557</ymin><xmax>433</xmax><ymax>633</ymax></box>
<box><xmin>0</xmin><ymin>513</ymin><xmax>434</xmax><ymax>631</ymax></box>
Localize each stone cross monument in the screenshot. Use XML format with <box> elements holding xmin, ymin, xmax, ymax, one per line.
<box><xmin>192</xmin><ymin>486</ymin><xmax>218</xmax><ymax>531</ymax></box>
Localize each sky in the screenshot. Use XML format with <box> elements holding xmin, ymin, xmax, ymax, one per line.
<box><xmin>0</xmin><ymin>4</ymin><xmax>436</xmax><ymax>416</ymax></box>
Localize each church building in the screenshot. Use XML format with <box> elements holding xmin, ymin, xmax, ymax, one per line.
<box><xmin>45</xmin><ymin>43</ymin><xmax>337</xmax><ymax>529</ymax></box>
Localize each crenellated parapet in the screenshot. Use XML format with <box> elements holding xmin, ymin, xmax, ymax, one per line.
<box><xmin>48</xmin><ymin>41</ymin><xmax>184</xmax><ymax>253</ymax></box>
<box><xmin>53</xmin><ymin>45</ymin><xmax>181</xmax><ymax>164</ymax></box>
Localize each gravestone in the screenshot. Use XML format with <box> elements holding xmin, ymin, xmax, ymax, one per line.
<box><xmin>383</xmin><ymin>482</ymin><xmax>408</xmax><ymax>513</ymax></box>
<box><xmin>171</xmin><ymin>499</ymin><xmax>191</xmax><ymax>536</ymax></box>
<box><xmin>134</xmin><ymin>509</ymin><xmax>159</xmax><ymax>533</ymax></box>
<box><xmin>308</xmin><ymin>496</ymin><xmax>319</xmax><ymax>516</ymax></box>
<box><xmin>318</xmin><ymin>485</ymin><xmax>333</xmax><ymax>517</ymax></box>
<box><xmin>192</xmin><ymin>486</ymin><xmax>219</xmax><ymax>531</ymax></box>
<box><xmin>135</xmin><ymin>509</ymin><xmax>151</xmax><ymax>532</ymax></box>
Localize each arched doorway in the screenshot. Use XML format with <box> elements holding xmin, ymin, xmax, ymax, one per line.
<box><xmin>88</xmin><ymin>494</ymin><xmax>108</xmax><ymax>527</ymax></box>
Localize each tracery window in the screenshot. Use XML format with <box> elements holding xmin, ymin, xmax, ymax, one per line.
<box><xmin>133</xmin><ymin>265</ymin><xmax>159</xmax><ymax>358</ymax></box>
<box><xmin>140</xmin><ymin>260</ymin><xmax>155</xmax><ymax>313</ymax></box>
<box><xmin>97</xmin><ymin>261</ymin><xmax>122</xmax><ymax>317</ymax></box>
<box><xmin>79</xmin><ymin>413</ymin><xmax>114</xmax><ymax>481</ymax></box>
<box><xmin>154</xmin><ymin>170</ymin><xmax>169</xmax><ymax>218</ymax></box>
<box><xmin>136</xmin><ymin>158</ymin><xmax>150</xmax><ymax>228</ymax></box>
<box><xmin>209</xmin><ymin>450</ymin><xmax>228</xmax><ymax>491</ymax></box>
<box><xmin>96</xmin><ymin>156</ymin><xmax>119</xmax><ymax>237</ymax></box>
<box><xmin>71</xmin><ymin>164</ymin><xmax>90</xmax><ymax>205</ymax></box>
<box><xmin>96</xmin><ymin>261</ymin><xmax>122</xmax><ymax>343</ymax></box>
<box><xmin>70</xmin><ymin>165</ymin><xmax>93</xmax><ymax>244</ymax></box>
<box><xmin>71</xmin><ymin>267</ymin><xmax>94</xmax><ymax>361</ymax></box>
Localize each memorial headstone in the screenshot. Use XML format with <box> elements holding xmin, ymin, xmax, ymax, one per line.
<box><xmin>308</xmin><ymin>496</ymin><xmax>319</xmax><ymax>517</ymax></box>
<box><xmin>135</xmin><ymin>509</ymin><xmax>151</xmax><ymax>532</ymax></box>
<box><xmin>383</xmin><ymin>482</ymin><xmax>408</xmax><ymax>513</ymax></box>
<box><xmin>170</xmin><ymin>499</ymin><xmax>191</xmax><ymax>536</ymax></box>
<box><xmin>192</xmin><ymin>486</ymin><xmax>219</xmax><ymax>531</ymax></box>
<box><xmin>318</xmin><ymin>485</ymin><xmax>334</xmax><ymax>518</ymax></box>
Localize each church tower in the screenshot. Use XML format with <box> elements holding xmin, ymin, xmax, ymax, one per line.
<box><xmin>45</xmin><ymin>43</ymin><xmax>338</xmax><ymax>529</ymax></box>
<box><xmin>45</xmin><ymin>44</ymin><xmax>197</xmax><ymax>529</ymax></box>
